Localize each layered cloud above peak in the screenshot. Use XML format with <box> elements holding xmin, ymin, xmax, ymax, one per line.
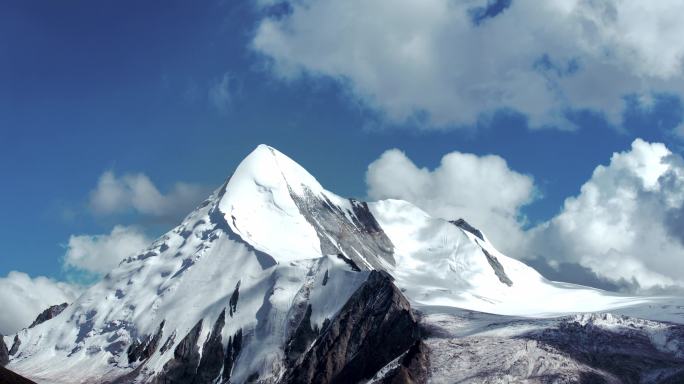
<box><xmin>366</xmin><ymin>139</ymin><xmax>684</xmax><ymax>292</ymax></box>
<box><xmin>253</xmin><ymin>0</ymin><xmax>684</xmax><ymax>130</ymax></box>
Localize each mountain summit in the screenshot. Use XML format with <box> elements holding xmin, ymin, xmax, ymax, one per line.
<box><xmin>4</xmin><ymin>145</ymin><xmax>684</xmax><ymax>383</ymax></box>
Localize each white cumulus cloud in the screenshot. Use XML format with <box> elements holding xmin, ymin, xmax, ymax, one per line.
<box><xmin>64</xmin><ymin>225</ymin><xmax>152</xmax><ymax>274</ymax></box>
<box><xmin>366</xmin><ymin>139</ymin><xmax>684</xmax><ymax>291</ymax></box>
<box><xmin>366</xmin><ymin>148</ymin><xmax>535</xmax><ymax>254</ymax></box>
<box><xmin>528</xmin><ymin>139</ymin><xmax>684</xmax><ymax>291</ymax></box>
<box><xmin>0</xmin><ymin>272</ymin><xmax>82</xmax><ymax>335</ymax></box>
<box><xmin>253</xmin><ymin>0</ymin><xmax>684</xmax><ymax>130</ymax></box>
<box><xmin>89</xmin><ymin>171</ymin><xmax>209</xmax><ymax>219</ymax></box>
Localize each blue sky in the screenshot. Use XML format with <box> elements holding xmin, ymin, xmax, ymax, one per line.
<box><xmin>3</xmin><ymin>0</ymin><xmax>684</xmax><ymax>304</ymax></box>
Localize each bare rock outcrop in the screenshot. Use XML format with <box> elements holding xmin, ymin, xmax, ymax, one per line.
<box><xmin>28</xmin><ymin>303</ymin><xmax>68</xmax><ymax>329</ymax></box>
<box><xmin>285</xmin><ymin>270</ymin><xmax>422</xmax><ymax>384</ymax></box>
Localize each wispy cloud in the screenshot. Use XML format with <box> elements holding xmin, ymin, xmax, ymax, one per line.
<box><xmin>208</xmin><ymin>72</ymin><xmax>241</xmax><ymax>113</ymax></box>
<box><xmin>89</xmin><ymin>171</ymin><xmax>210</xmax><ymax>221</ymax></box>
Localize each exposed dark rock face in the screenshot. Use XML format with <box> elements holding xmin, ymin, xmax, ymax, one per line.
<box><xmin>246</xmin><ymin>372</ymin><xmax>259</xmax><ymax>382</ymax></box>
<box><xmin>287</xmin><ymin>185</ymin><xmax>395</xmax><ymax>270</ymax></box>
<box><xmin>127</xmin><ymin>340</ymin><xmax>144</xmax><ymax>363</ymax></box>
<box><xmin>335</xmin><ymin>253</ymin><xmax>360</xmax><ymax>272</ymax></box>
<box><xmin>142</xmin><ymin>322</ymin><xmax>165</xmax><ymax>360</ymax></box>
<box><xmin>229</xmin><ymin>281</ymin><xmax>240</xmax><ymax>317</ymax></box>
<box><xmin>153</xmin><ymin>320</ymin><xmax>203</xmax><ymax>384</ymax></box>
<box><xmin>159</xmin><ymin>331</ymin><xmax>176</xmax><ymax>355</ymax></box>
<box><xmin>285</xmin><ymin>304</ymin><xmax>317</xmax><ymax>365</ymax></box>
<box><xmin>28</xmin><ymin>303</ymin><xmax>68</xmax><ymax>329</ymax></box>
<box><xmin>481</xmin><ymin>248</ymin><xmax>513</xmax><ymax>286</ymax></box>
<box><xmin>449</xmin><ymin>218</ymin><xmax>513</xmax><ymax>286</ymax></box>
<box><xmin>322</xmin><ymin>270</ymin><xmax>329</xmax><ymax>286</ymax></box>
<box><xmin>0</xmin><ymin>366</ymin><xmax>37</xmax><ymax>384</ymax></box>
<box><xmin>450</xmin><ymin>218</ymin><xmax>484</xmax><ymax>240</ymax></box>
<box><xmin>192</xmin><ymin>311</ymin><xmax>226</xmax><ymax>384</ymax></box>
<box><xmin>222</xmin><ymin>328</ymin><xmax>243</xmax><ymax>383</ymax></box>
<box><xmin>0</xmin><ymin>336</ymin><xmax>8</xmax><ymax>366</ymax></box>
<box><xmin>660</xmin><ymin>371</ymin><xmax>684</xmax><ymax>384</ymax></box>
<box><xmin>348</xmin><ymin>199</ymin><xmax>387</xmax><ymax>238</ymax></box>
<box><xmin>378</xmin><ymin>341</ymin><xmax>430</xmax><ymax>384</ymax></box>
<box><xmin>285</xmin><ymin>271</ymin><xmax>421</xmax><ymax>384</ymax></box>
<box><xmin>127</xmin><ymin>321</ymin><xmax>165</xmax><ymax>363</ymax></box>
<box><xmin>8</xmin><ymin>335</ymin><xmax>21</xmax><ymax>356</ymax></box>
<box><xmin>525</xmin><ymin>316</ymin><xmax>684</xmax><ymax>384</ymax></box>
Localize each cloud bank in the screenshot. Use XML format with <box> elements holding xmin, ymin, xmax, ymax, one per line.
<box><xmin>0</xmin><ymin>272</ymin><xmax>82</xmax><ymax>335</ymax></box>
<box><xmin>528</xmin><ymin>139</ymin><xmax>684</xmax><ymax>291</ymax></box>
<box><xmin>367</xmin><ymin>139</ymin><xmax>684</xmax><ymax>292</ymax></box>
<box><xmin>64</xmin><ymin>225</ymin><xmax>152</xmax><ymax>275</ymax></box>
<box><xmin>1</xmin><ymin>223</ymin><xmax>153</xmax><ymax>334</ymax></box>
<box><xmin>90</xmin><ymin>171</ymin><xmax>209</xmax><ymax>220</ymax></box>
<box><xmin>253</xmin><ymin>0</ymin><xmax>684</xmax><ymax>130</ymax></box>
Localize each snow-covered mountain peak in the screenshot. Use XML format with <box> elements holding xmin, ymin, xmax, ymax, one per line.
<box><xmin>225</xmin><ymin>144</ymin><xmax>325</xmax><ymax>197</ymax></box>
<box><xmin>215</xmin><ymin>144</ymin><xmax>395</xmax><ymax>268</ymax></box>
<box><xmin>216</xmin><ymin>145</ymin><xmax>329</xmax><ymax>262</ymax></box>
<box><xmin>6</xmin><ymin>145</ymin><xmax>684</xmax><ymax>384</ymax></box>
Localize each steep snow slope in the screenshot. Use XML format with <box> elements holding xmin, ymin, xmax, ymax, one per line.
<box><xmin>369</xmin><ymin>199</ymin><xmax>665</xmax><ymax>319</ymax></box>
<box><xmin>7</xmin><ymin>145</ymin><xmax>376</xmax><ymax>383</ymax></box>
<box><xmin>5</xmin><ymin>144</ymin><xmax>683</xmax><ymax>383</ymax></box>
<box><xmin>218</xmin><ymin>145</ymin><xmax>324</xmax><ymax>262</ymax></box>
